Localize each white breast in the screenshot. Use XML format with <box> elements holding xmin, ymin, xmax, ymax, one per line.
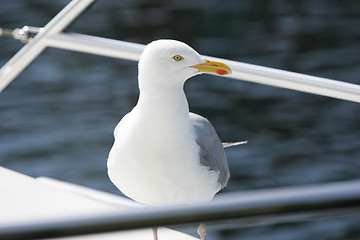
<box><xmin>107</xmin><ymin>106</ymin><xmax>221</xmax><ymax>206</ymax></box>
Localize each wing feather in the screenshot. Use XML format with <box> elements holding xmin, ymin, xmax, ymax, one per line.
<box><xmin>190</xmin><ymin>113</ymin><xmax>230</xmax><ymax>188</ymax></box>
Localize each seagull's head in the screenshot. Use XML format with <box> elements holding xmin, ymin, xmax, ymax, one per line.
<box><xmin>138</xmin><ymin>40</ymin><xmax>231</xmax><ymax>88</ymax></box>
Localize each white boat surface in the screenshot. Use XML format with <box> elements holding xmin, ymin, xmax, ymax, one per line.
<box><xmin>0</xmin><ymin>166</ymin><xmax>198</xmax><ymax>240</ymax></box>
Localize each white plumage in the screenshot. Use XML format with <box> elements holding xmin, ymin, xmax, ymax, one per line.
<box><xmin>107</xmin><ymin>39</ymin><xmax>232</xmax><ymax>240</ymax></box>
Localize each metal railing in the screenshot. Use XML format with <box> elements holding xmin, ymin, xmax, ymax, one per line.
<box><xmin>1</xmin><ymin>0</ymin><xmax>360</xmax><ymax>102</ymax></box>
<box><xmin>1</xmin><ymin>180</ymin><xmax>360</xmax><ymax>240</ymax></box>
<box><xmin>0</xmin><ymin>0</ymin><xmax>96</xmax><ymax>92</ymax></box>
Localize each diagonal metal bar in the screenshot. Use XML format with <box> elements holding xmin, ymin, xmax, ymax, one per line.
<box><xmin>45</xmin><ymin>32</ymin><xmax>360</xmax><ymax>103</ymax></box>
<box><xmin>0</xmin><ymin>0</ymin><xmax>95</xmax><ymax>92</ymax></box>
<box><xmin>46</xmin><ymin>32</ymin><xmax>144</xmax><ymax>61</ymax></box>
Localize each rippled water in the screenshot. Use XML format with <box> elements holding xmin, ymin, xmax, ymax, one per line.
<box><xmin>1</xmin><ymin>0</ymin><xmax>360</xmax><ymax>239</ymax></box>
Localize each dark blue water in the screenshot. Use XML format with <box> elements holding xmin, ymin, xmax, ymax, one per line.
<box><xmin>1</xmin><ymin>0</ymin><xmax>360</xmax><ymax>239</ymax></box>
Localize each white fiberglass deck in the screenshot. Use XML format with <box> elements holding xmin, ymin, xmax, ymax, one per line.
<box><xmin>0</xmin><ymin>167</ymin><xmax>198</xmax><ymax>240</ymax></box>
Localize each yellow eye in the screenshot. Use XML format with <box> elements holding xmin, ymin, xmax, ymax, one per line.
<box><xmin>172</xmin><ymin>55</ymin><xmax>184</xmax><ymax>61</ymax></box>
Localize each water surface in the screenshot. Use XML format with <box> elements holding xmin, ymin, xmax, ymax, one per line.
<box><xmin>1</xmin><ymin>0</ymin><xmax>359</xmax><ymax>239</ymax></box>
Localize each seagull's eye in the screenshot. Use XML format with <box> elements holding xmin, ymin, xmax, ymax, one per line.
<box><xmin>172</xmin><ymin>55</ymin><xmax>184</xmax><ymax>61</ymax></box>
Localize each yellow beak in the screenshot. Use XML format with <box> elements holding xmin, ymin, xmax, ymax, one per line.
<box><xmin>191</xmin><ymin>59</ymin><xmax>232</xmax><ymax>75</ymax></box>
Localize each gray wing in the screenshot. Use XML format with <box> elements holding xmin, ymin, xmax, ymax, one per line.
<box><xmin>190</xmin><ymin>112</ymin><xmax>230</xmax><ymax>188</ymax></box>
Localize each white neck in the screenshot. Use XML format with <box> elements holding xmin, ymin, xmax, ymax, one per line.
<box><xmin>135</xmin><ymin>70</ymin><xmax>194</xmax><ymax>146</ymax></box>
<box><xmin>137</xmin><ymin>83</ymin><xmax>189</xmax><ymax>123</ymax></box>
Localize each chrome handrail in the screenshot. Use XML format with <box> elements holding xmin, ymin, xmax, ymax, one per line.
<box><xmin>0</xmin><ymin>179</ymin><xmax>359</xmax><ymax>240</ymax></box>
<box><xmin>1</xmin><ymin>0</ymin><xmax>360</xmax><ymax>102</ymax></box>
<box><xmin>0</xmin><ymin>0</ymin><xmax>95</xmax><ymax>92</ymax></box>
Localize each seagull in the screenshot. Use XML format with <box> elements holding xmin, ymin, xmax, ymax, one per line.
<box><xmin>107</xmin><ymin>39</ymin><xmax>238</xmax><ymax>240</ymax></box>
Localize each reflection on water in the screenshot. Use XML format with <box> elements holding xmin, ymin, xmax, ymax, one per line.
<box><xmin>0</xmin><ymin>0</ymin><xmax>359</xmax><ymax>239</ymax></box>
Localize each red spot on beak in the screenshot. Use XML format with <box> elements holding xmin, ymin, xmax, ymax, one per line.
<box><xmin>216</xmin><ymin>69</ymin><xmax>228</xmax><ymax>75</ymax></box>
